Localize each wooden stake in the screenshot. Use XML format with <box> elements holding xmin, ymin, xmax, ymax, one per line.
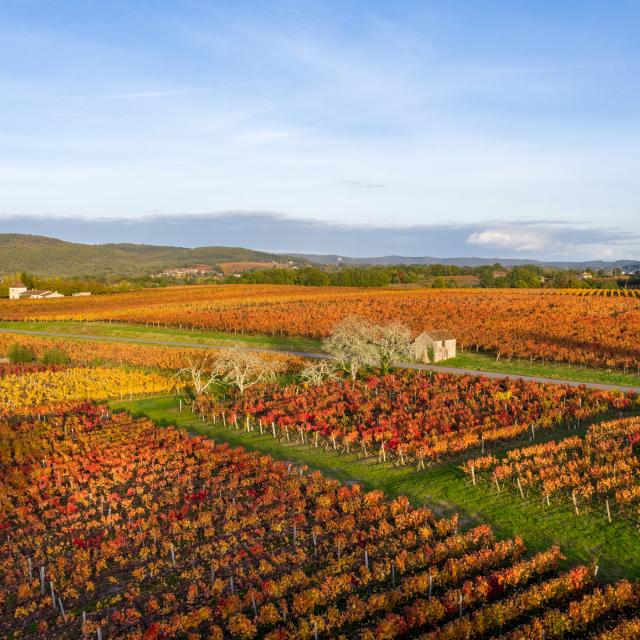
<box><xmin>471</xmin><ymin>465</ymin><xmax>476</xmax><ymax>486</ymax></box>
<box><xmin>517</xmin><ymin>477</ymin><xmax>525</xmax><ymax>499</ymax></box>
<box><xmin>606</xmin><ymin>499</ymin><xmax>612</xmax><ymax>523</ymax></box>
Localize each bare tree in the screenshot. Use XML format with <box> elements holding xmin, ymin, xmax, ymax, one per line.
<box><xmin>323</xmin><ymin>316</ymin><xmax>378</xmax><ymax>380</ymax></box>
<box><xmin>300</xmin><ymin>359</ymin><xmax>339</xmax><ymax>386</ymax></box>
<box><xmin>176</xmin><ymin>355</ymin><xmax>224</xmax><ymax>395</ymax></box>
<box><xmin>372</xmin><ymin>322</ymin><xmax>414</xmax><ymax>373</ymax></box>
<box><xmin>215</xmin><ymin>346</ymin><xmax>283</xmax><ymax>395</ymax></box>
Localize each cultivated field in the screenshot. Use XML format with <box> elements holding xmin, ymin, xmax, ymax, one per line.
<box><xmin>1</xmin><ymin>285</ymin><xmax>639</xmax><ymax>369</ymax></box>
<box><xmin>3</xmin><ymin>286</ymin><xmax>640</xmax><ymax>639</ymax></box>
<box><xmin>4</xmin><ymin>400</ymin><xmax>640</xmax><ymax>639</ymax></box>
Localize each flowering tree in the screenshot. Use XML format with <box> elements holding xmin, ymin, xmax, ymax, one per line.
<box><xmin>372</xmin><ymin>322</ymin><xmax>414</xmax><ymax>373</ymax></box>
<box><xmin>323</xmin><ymin>316</ymin><xmax>378</xmax><ymax>380</ymax></box>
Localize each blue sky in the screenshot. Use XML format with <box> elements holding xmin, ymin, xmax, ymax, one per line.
<box><xmin>1</xmin><ymin>1</ymin><xmax>639</xmax><ymax>258</ymax></box>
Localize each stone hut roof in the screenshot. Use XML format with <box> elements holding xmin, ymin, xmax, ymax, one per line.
<box><xmin>421</xmin><ymin>330</ymin><xmax>455</xmax><ymax>341</ymax></box>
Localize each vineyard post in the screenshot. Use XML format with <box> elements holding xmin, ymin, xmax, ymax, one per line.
<box><xmin>58</xmin><ymin>596</ymin><xmax>67</xmax><ymax>623</ymax></box>
<box><xmin>364</xmin><ymin>550</ymin><xmax>369</xmax><ymax>570</ymax></box>
<box><xmin>27</xmin><ymin>556</ymin><xmax>32</xmax><ymax>581</ymax></box>
<box><xmin>471</xmin><ymin>465</ymin><xmax>476</xmax><ymax>486</ymax></box>
<box><xmin>391</xmin><ymin>560</ymin><xmax>396</xmax><ymax>587</ymax></box>
<box><xmin>259</xmin><ymin>419</ymin><xmax>263</xmax><ymax>434</ymax></box>
<box><xmin>481</xmin><ymin>436</ymin><xmax>485</xmax><ymax>454</ymax></box>
<box><xmin>210</xmin><ymin>567</ymin><xmax>215</xmax><ymax>584</ymax></box>
<box><xmin>380</xmin><ymin>442</ymin><xmax>386</xmax><ymax>462</ymax></box>
<box><xmin>606</xmin><ymin>499</ymin><xmax>612</xmax><ymax>523</ymax></box>
<box><xmin>292</xmin><ymin>525</ymin><xmax>297</xmax><ymax>545</ymax></box>
<box><xmin>494</xmin><ymin>477</ymin><xmax>501</xmax><ymax>492</ymax></box>
<box><xmin>312</xmin><ymin>531</ymin><xmax>317</xmax><ymax>557</ymax></box>
<box><xmin>251</xmin><ymin>594</ymin><xmax>258</xmax><ymax>617</ymax></box>
<box><xmin>546</xmin><ymin>493</ymin><xmax>550</xmax><ymax>507</ymax></box>
<box><xmin>97</xmin><ymin>628</ymin><xmax>102</xmax><ymax>640</ymax></box>
<box><xmin>179</xmin><ymin>398</ymin><xmax>182</xmax><ymax>412</ymax></box>
<box><xmin>517</xmin><ymin>477</ymin><xmax>525</xmax><ymax>499</ymax></box>
<box><xmin>82</xmin><ymin>611</ymin><xmax>86</xmax><ymax>637</ymax></box>
<box><xmin>49</xmin><ymin>580</ymin><xmax>55</xmax><ymax>611</ymax></box>
<box><xmin>230</xmin><ymin>576</ymin><xmax>235</xmax><ymax>594</ymax></box>
<box><xmin>459</xmin><ymin>593</ymin><xmax>463</xmax><ymax>618</ymax></box>
<box><xmin>428</xmin><ymin>574</ymin><xmax>433</xmax><ymax>599</ymax></box>
<box><xmin>39</xmin><ymin>566</ymin><xmax>45</xmax><ymax>595</ymax></box>
<box><xmin>170</xmin><ymin>543</ymin><xmax>176</xmax><ymax>568</ymax></box>
<box><xmin>272</xmin><ymin>421</ymin><xmax>276</xmax><ymax>438</ymax></box>
<box><xmin>572</xmin><ymin>491</ymin><xmax>580</xmax><ymax>516</ymax></box>
<box><xmin>314</xmin><ymin>620</ymin><xmax>319</xmax><ymax>640</ymax></box>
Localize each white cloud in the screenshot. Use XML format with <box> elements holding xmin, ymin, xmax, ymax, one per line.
<box><xmin>467</xmin><ymin>229</ymin><xmax>552</xmax><ymax>252</ymax></box>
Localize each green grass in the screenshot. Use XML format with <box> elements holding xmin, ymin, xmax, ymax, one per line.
<box><xmin>0</xmin><ymin>320</ymin><xmax>323</xmax><ymax>352</ymax></box>
<box><xmin>2</xmin><ymin>319</ymin><xmax>640</xmax><ymax>388</ymax></box>
<box><xmin>110</xmin><ymin>395</ymin><xmax>640</xmax><ymax>583</ymax></box>
<box><xmin>444</xmin><ymin>351</ymin><xmax>640</xmax><ymax>388</ymax></box>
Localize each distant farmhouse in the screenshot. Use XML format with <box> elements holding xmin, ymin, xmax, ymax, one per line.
<box><xmin>9</xmin><ymin>285</ymin><xmax>64</xmax><ymax>300</ymax></box>
<box><xmin>152</xmin><ymin>264</ymin><xmax>215</xmax><ymax>278</ymax></box>
<box><xmin>414</xmin><ymin>330</ymin><xmax>457</xmax><ymax>363</ymax></box>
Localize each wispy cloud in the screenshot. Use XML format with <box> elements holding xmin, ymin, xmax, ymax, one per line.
<box><xmin>101</xmin><ymin>88</ymin><xmax>203</xmax><ymax>100</ymax></box>
<box><xmin>338</xmin><ymin>180</ymin><xmax>385</xmax><ymax>189</ymax></box>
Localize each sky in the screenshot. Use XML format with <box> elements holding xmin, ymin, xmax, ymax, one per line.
<box><xmin>1</xmin><ymin>0</ymin><xmax>639</xmax><ymax>259</ymax></box>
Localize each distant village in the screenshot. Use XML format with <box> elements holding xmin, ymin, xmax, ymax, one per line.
<box><xmin>8</xmin><ymin>284</ymin><xmax>91</xmax><ymax>300</ymax></box>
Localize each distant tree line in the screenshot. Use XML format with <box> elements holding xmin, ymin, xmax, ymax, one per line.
<box><xmin>231</xmin><ymin>263</ymin><xmax>608</xmax><ymax>289</ymax></box>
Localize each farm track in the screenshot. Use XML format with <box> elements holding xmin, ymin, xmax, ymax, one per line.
<box><xmin>2</xmin><ymin>326</ymin><xmax>640</xmax><ymax>393</ymax></box>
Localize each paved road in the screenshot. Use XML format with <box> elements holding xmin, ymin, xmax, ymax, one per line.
<box><xmin>2</xmin><ymin>327</ymin><xmax>640</xmax><ymax>394</ymax></box>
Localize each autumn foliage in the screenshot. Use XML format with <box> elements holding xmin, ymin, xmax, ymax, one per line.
<box><xmin>1</xmin><ymin>284</ymin><xmax>640</xmax><ymax>369</ymax></box>
<box><xmin>0</xmin><ymin>366</ymin><xmax>178</xmax><ymax>412</ymax></box>
<box><xmin>2</xmin><ymin>404</ymin><xmax>639</xmax><ymax>639</ymax></box>
<box><xmin>464</xmin><ymin>416</ymin><xmax>640</xmax><ymax>523</ymax></box>
<box><xmin>204</xmin><ymin>370</ymin><xmax>637</xmax><ymax>464</ymax></box>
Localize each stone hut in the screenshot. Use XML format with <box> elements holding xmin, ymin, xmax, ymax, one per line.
<box><xmin>414</xmin><ymin>330</ymin><xmax>457</xmax><ymax>363</ymax></box>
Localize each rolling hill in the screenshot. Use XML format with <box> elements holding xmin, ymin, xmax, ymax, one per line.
<box><xmin>0</xmin><ymin>234</ymin><xmax>299</xmax><ymax>278</ymax></box>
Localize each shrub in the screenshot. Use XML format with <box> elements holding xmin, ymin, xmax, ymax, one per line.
<box><xmin>7</xmin><ymin>343</ymin><xmax>36</xmax><ymax>364</ymax></box>
<box><xmin>41</xmin><ymin>348</ymin><xmax>72</xmax><ymax>365</ymax></box>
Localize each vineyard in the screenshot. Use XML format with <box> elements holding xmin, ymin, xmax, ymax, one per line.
<box><xmin>1</xmin><ymin>285</ymin><xmax>639</xmax><ymax>370</ymax></box>
<box><xmin>563</xmin><ymin>289</ymin><xmax>640</xmax><ymax>298</ymax></box>
<box><xmin>0</xmin><ymin>332</ymin><xmax>303</xmax><ymax>372</ymax></box>
<box><xmin>194</xmin><ymin>371</ymin><xmax>637</xmax><ymax>464</ymax></box>
<box><xmin>463</xmin><ymin>416</ymin><xmax>640</xmax><ymax>524</ymax></box>
<box><xmin>2</xmin><ymin>403</ymin><xmax>640</xmax><ymax>639</ymax></box>
<box><xmin>0</xmin><ymin>366</ymin><xmax>178</xmax><ymax>412</ymax></box>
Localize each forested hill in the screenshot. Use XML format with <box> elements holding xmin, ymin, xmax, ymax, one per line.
<box><xmin>0</xmin><ymin>234</ymin><xmax>294</xmax><ymax>277</ymax></box>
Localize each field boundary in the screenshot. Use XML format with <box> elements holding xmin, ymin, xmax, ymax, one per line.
<box><xmin>3</xmin><ymin>326</ymin><xmax>640</xmax><ymax>393</ymax></box>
